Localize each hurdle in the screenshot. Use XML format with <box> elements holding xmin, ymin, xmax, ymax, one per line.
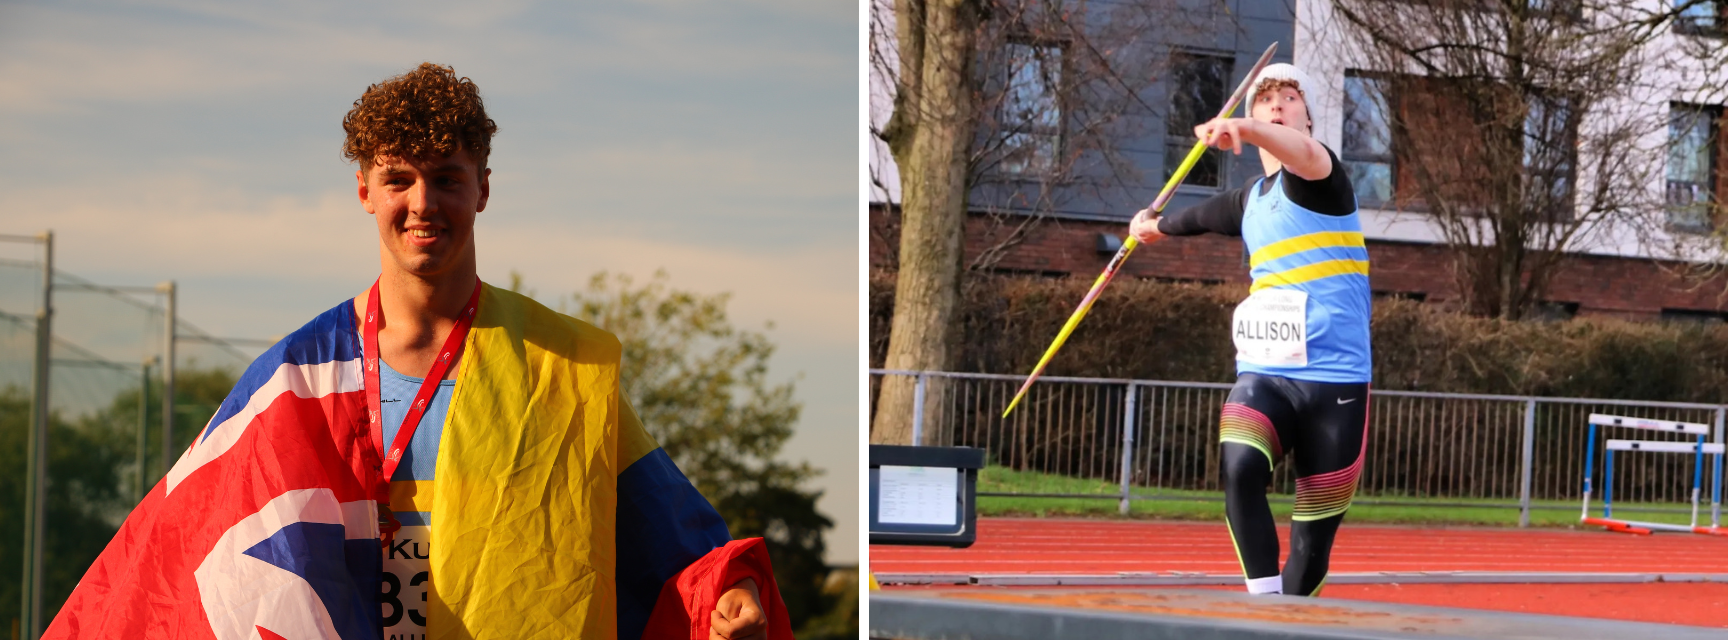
<box><xmin>1579</xmin><ymin>414</ymin><xmax>1727</xmax><ymax>536</ymax></box>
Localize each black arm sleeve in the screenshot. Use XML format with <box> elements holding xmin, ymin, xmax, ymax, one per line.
<box><xmin>1281</xmin><ymin>145</ymin><xmax>1357</xmax><ymax>216</ymax></box>
<box><xmin>1156</xmin><ymin>179</ymin><xmax>1251</xmax><ymax>237</ymax></box>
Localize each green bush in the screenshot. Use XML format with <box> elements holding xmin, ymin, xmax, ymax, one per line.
<box><xmin>870</xmin><ymin>269</ymin><xmax>1728</xmax><ymax>403</ymax></box>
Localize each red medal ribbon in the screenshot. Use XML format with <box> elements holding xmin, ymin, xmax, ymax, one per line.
<box><xmin>362</xmin><ymin>278</ymin><xmax>482</xmax><ymax>544</ymax></box>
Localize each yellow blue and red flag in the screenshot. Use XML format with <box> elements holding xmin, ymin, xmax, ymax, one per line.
<box><xmin>43</xmin><ymin>284</ymin><xmax>785</xmax><ymax>639</ymax></box>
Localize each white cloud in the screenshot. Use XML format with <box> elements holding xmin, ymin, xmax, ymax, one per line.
<box><xmin>0</xmin><ymin>1</ymin><xmax>849</xmax><ymax>115</ymax></box>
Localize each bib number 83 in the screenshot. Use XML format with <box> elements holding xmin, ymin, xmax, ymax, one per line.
<box><xmin>381</xmin><ymin>570</ymin><xmax>429</xmax><ymax>628</ymax></box>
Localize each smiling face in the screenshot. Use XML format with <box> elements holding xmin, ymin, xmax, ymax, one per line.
<box><xmin>1251</xmin><ymin>81</ymin><xmax>1312</xmax><ymax>134</ymax></box>
<box><xmin>357</xmin><ymin>150</ymin><xmax>490</xmax><ymax>280</ymax></box>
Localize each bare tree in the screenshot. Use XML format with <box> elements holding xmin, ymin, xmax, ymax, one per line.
<box><xmin>869</xmin><ymin>0</ymin><xmax>983</xmax><ymax>445</ymax></box>
<box><xmin>868</xmin><ymin>0</ymin><xmax>1233</xmax><ymax>443</ymax></box>
<box><xmin>1319</xmin><ymin>0</ymin><xmax>1726</xmax><ymax>319</ymax></box>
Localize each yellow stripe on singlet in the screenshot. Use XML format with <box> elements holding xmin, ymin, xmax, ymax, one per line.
<box><xmin>1250</xmin><ymin>260</ymin><xmax>1370</xmax><ymax>293</ymax></box>
<box><xmin>1248</xmin><ymin>231</ymin><xmax>1366</xmax><ymax>269</ymax></box>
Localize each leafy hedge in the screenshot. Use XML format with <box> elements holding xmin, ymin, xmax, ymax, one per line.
<box><xmin>870</xmin><ymin>269</ymin><xmax>1728</xmax><ymax>403</ymax></box>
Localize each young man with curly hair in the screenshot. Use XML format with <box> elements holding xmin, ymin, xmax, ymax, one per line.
<box><xmin>46</xmin><ymin>63</ymin><xmax>784</xmax><ymax>640</ymax></box>
<box><xmin>1130</xmin><ymin>63</ymin><xmax>1371</xmax><ymax>598</ymax></box>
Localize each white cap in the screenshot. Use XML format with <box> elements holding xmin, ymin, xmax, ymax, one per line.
<box><xmin>1244</xmin><ymin>63</ymin><xmax>1316</xmax><ymax>123</ymax></box>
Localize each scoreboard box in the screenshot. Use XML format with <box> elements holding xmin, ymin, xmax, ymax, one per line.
<box><xmin>868</xmin><ymin>445</ymin><xmax>984</xmax><ymax>548</ymax></box>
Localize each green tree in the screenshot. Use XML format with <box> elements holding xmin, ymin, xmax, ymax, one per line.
<box><xmin>1</xmin><ymin>385</ymin><xmax>136</xmax><ymax>629</ymax></box>
<box><xmin>520</xmin><ymin>270</ymin><xmax>848</xmax><ymax>638</ymax></box>
<box><xmin>0</xmin><ymin>364</ymin><xmax>238</xmax><ymax>630</ymax></box>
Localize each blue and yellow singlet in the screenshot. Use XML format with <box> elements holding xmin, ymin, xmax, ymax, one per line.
<box><xmin>1234</xmin><ymin>172</ymin><xmax>1372</xmax><ymax>383</ymax></box>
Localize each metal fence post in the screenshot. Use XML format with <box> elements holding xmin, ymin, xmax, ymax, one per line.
<box><xmin>21</xmin><ymin>230</ymin><xmax>51</xmax><ymax>640</ymax></box>
<box><xmin>138</xmin><ymin>357</ymin><xmax>152</xmax><ymax>504</ymax></box>
<box><xmin>1518</xmin><ymin>399</ymin><xmax>1536</xmax><ymax>528</ymax></box>
<box><xmin>911</xmin><ymin>372</ymin><xmax>926</xmax><ymax>447</ymax></box>
<box><xmin>161</xmin><ymin>280</ymin><xmax>176</xmax><ymax>479</ymax></box>
<box><xmin>1120</xmin><ymin>383</ymin><xmax>1138</xmax><ymax>515</ymax></box>
<box><xmin>1714</xmin><ymin>407</ymin><xmax>1724</xmax><ymax>528</ymax></box>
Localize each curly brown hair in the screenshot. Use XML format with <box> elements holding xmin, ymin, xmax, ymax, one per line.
<box><xmin>342</xmin><ymin>63</ymin><xmax>498</xmax><ymax>173</ymax></box>
<box><xmin>1254</xmin><ymin>78</ymin><xmax>1305</xmax><ymax>104</ymax></box>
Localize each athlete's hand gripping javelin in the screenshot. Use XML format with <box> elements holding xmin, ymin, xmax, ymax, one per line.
<box><xmin>1128</xmin><ymin>208</ymin><xmax>1166</xmax><ymax>245</ymax></box>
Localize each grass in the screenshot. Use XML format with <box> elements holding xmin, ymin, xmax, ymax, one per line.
<box><xmin>977</xmin><ymin>466</ymin><xmax>1712</xmax><ymax>528</ymax></box>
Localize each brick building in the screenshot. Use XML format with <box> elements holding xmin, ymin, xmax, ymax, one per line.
<box><xmin>869</xmin><ymin>204</ymin><xmax>1728</xmax><ymax>320</ymax></box>
<box><xmin>870</xmin><ymin>1</ymin><xmax>1728</xmax><ymax>322</ymax></box>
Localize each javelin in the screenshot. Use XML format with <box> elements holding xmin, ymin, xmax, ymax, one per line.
<box><xmin>1001</xmin><ymin>42</ymin><xmax>1278</xmax><ymax>419</ymax></box>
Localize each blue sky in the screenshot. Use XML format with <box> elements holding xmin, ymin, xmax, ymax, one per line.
<box><xmin>0</xmin><ymin>0</ymin><xmax>858</xmax><ymax>562</ymax></box>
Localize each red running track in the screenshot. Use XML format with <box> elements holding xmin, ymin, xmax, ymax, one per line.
<box><xmin>871</xmin><ymin>518</ymin><xmax>1728</xmax><ymax>575</ymax></box>
<box><xmin>871</xmin><ymin>518</ymin><xmax>1728</xmax><ymax>627</ymax></box>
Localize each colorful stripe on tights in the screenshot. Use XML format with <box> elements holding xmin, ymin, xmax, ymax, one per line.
<box><xmin>1219</xmin><ymin>403</ymin><xmax>1282</xmax><ymax>470</ymax></box>
<box><xmin>1292</xmin><ymin>436</ymin><xmax>1367</xmax><ymax>522</ymax></box>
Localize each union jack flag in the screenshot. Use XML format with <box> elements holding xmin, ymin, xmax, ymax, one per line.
<box><xmin>48</xmin><ymin>304</ymin><xmax>381</xmax><ymax>639</ymax></box>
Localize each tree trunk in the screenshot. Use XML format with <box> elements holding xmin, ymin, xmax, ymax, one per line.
<box><xmin>871</xmin><ymin>0</ymin><xmax>981</xmax><ymax>445</ymax></box>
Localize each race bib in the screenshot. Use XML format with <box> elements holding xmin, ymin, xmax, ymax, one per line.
<box><xmin>381</xmin><ymin>524</ymin><xmax>430</xmax><ymax>639</ymax></box>
<box><xmin>1232</xmin><ymin>289</ymin><xmax>1308</xmax><ymax>367</ymax></box>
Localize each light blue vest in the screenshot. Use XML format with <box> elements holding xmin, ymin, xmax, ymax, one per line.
<box><xmin>1236</xmin><ymin>173</ymin><xmax>1372</xmax><ymax>383</ymax></box>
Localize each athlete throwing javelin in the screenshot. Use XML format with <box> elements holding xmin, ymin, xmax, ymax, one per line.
<box><xmin>1129</xmin><ymin>63</ymin><xmax>1370</xmax><ymax>597</ymax></box>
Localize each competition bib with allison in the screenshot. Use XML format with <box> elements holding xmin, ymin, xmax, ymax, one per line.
<box><xmin>1232</xmin><ymin>289</ymin><xmax>1308</xmax><ymax>367</ymax></box>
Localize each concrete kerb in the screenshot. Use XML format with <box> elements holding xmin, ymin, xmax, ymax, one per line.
<box><xmin>868</xmin><ymin>588</ymin><xmax>1728</xmax><ymax>640</ymax></box>
<box><xmin>873</xmin><ymin>571</ymin><xmax>1728</xmax><ymax>587</ymax></box>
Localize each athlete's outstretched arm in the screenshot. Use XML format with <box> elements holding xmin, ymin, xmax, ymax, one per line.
<box><xmin>1196</xmin><ymin>117</ymin><xmax>1332</xmax><ymax>181</ymax></box>
<box><xmin>1129</xmin><ymin>181</ymin><xmax>1249</xmax><ymax>243</ymax></box>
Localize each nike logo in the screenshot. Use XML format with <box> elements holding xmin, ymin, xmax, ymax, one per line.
<box><xmin>1337</xmin><ymin>397</ymin><xmax>1357</xmax><ymax>405</ymax></box>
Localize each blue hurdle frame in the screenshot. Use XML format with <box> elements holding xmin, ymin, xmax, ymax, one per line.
<box><xmin>1580</xmin><ymin>414</ymin><xmax>1723</xmax><ymax>534</ymax></box>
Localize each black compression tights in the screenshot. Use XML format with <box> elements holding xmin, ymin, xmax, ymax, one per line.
<box><xmin>1219</xmin><ymin>373</ymin><xmax>1369</xmax><ymax>596</ymax></box>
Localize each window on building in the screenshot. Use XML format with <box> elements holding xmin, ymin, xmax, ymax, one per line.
<box><xmin>1667</xmin><ymin>103</ymin><xmax>1722</xmax><ymax>233</ymax></box>
<box><xmin>1676</xmin><ymin>0</ymin><xmax>1728</xmax><ymax>37</ymax></box>
<box><xmin>999</xmin><ymin>41</ymin><xmax>1064</xmax><ymax>176</ymax></box>
<box><xmin>1166</xmin><ymin>52</ymin><xmax>1233</xmax><ymax>189</ymax></box>
<box><xmin>1524</xmin><ymin>92</ymin><xmax>1577</xmax><ymax>222</ymax></box>
<box><xmin>1343</xmin><ymin>72</ymin><xmax>1395</xmax><ymax>207</ymax></box>
<box><xmin>1661</xmin><ymin>308</ymin><xmax>1728</xmax><ymax>324</ymax></box>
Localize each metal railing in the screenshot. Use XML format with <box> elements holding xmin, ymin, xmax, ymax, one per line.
<box><xmin>870</xmin><ymin>369</ymin><xmax>1727</xmax><ymax>527</ymax></box>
